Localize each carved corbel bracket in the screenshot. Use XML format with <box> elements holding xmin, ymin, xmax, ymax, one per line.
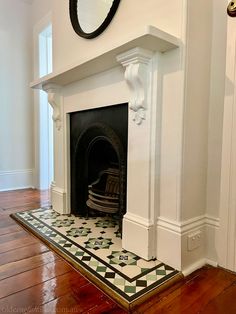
<box><xmin>42</xmin><ymin>83</ymin><xmax>62</xmax><ymax>131</ymax></box>
<box><xmin>117</xmin><ymin>47</ymin><xmax>153</xmax><ymax>125</ymax></box>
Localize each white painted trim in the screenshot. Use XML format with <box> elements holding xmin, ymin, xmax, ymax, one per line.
<box><xmin>157</xmin><ymin>214</ymin><xmax>217</xmax><ymax>235</ymax></box>
<box><xmin>51</xmin><ymin>184</ymin><xmax>68</xmax><ymax>215</ymax></box>
<box><xmin>31</xmin><ymin>26</ymin><xmax>180</xmax><ymax>89</ymax></box>
<box><xmin>157</xmin><ymin>214</ymin><xmax>219</xmax><ymax>271</ymax></box>
<box><xmin>182</xmin><ymin>258</ymin><xmax>206</xmax><ymax>276</ymax></box>
<box><xmin>33</xmin><ymin>12</ymin><xmax>52</xmax><ymax>80</ymax></box>
<box><xmin>33</xmin><ymin>12</ymin><xmax>53</xmax><ymax>190</ymax></box>
<box><xmin>123</xmin><ymin>213</ymin><xmax>155</xmax><ymax>260</ymax></box>
<box><xmin>205</xmin><ymin>215</ymin><xmax>220</xmax><ymax>228</ymax></box>
<box><xmin>156</xmin><ymin>223</ymin><xmax>182</xmax><ymax>270</ymax></box>
<box><xmin>182</xmin><ymin>258</ymin><xmax>218</xmax><ymax>277</ymax></box>
<box><xmin>0</xmin><ymin>169</ymin><xmax>34</xmax><ymax>191</ymax></box>
<box><xmin>205</xmin><ymin>258</ymin><xmax>218</xmax><ymax>268</ymax></box>
<box><xmin>218</xmin><ymin>17</ymin><xmax>236</xmax><ymax>272</ymax></box>
<box><xmin>116</xmin><ymin>47</ymin><xmax>159</xmax><ymax>259</ymax></box>
<box><xmin>124</xmin><ymin>212</ymin><xmax>154</xmax><ymax>228</ymax></box>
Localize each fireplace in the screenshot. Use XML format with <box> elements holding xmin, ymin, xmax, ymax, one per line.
<box><xmin>70</xmin><ymin>103</ymin><xmax>128</xmax><ymax>231</ymax></box>
<box><xmin>35</xmin><ymin>27</ymin><xmax>180</xmax><ymax>263</ymax></box>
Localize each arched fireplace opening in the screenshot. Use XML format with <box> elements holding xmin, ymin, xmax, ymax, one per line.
<box><xmin>70</xmin><ymin>103</ymin><xmax>128</xmax><ymax>233</ymax></box>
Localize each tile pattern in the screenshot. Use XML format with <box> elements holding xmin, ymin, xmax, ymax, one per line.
<box><xmin>12</xmin><ymin>208</ymin><xmax>179</xmax><ymax>303</ymax></box>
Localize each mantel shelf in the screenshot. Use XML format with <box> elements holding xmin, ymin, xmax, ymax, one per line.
<box><xmin>30</xmin><ymin>25</ymin><xmax>180</xmax><ymax>90</ymax></box>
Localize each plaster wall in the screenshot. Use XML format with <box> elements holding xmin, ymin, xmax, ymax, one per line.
<box><xmin>0</xmin><ymin>0</ymin><xmax>33</xmax><ymax>190</ymax></box>
<box><xmin>31</xmin><ymin>0</ymin><xmax>53</xmax><ymax>28</ymax></box>
<box><xmin>52</xmin><ymin>0</ymin><xmax>185</xmax><ymax>72</ymax></box>
<box><xmin>158</xmin><ymin>0</ymin><xmax>227</xmax><ymax>271</ymax></box>
<box><xmin>181</xmin><ymin>0</ymin><xmax>212</xmax><ymax>221</ymax></box>
<box><xmin>206</xmin><ymin>0</ymin><xmax>227</xmax><ymax>219</ymax></box>
<box><xmin>206</xmin><ymin>0</ymin><xmax>227</xmax><ymax>264</ymax></box>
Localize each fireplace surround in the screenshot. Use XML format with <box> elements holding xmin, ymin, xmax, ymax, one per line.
<box><xmin>31</xmin><ymin>26</ymin><xmax>180</xmax><ymax>263</ymax></box>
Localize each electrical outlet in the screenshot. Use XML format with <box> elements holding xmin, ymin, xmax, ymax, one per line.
<box><xmin>187</xmin><ymin>230</ymin><xmax>202</xmax><ymax>251</ymax></box>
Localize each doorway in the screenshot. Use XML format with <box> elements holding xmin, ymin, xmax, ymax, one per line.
<box><xmin>34</xmin><ymin>17</ymin><xmax>53</xmax><ymax>190</ymax></box>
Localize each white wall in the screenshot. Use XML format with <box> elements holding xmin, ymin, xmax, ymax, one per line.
<box><xmin>31</xmin><ymin>0</ymin><xmax>53</xmax><ymax>79</ymax></box>
<box><xmin>207</xmin><ymin>0</ymin><xmax>227</xmax><ymax>219</ymax></box>
<box><xmin>158</xmin><ymin>0</ymin><xmax>228</xmax><ymax>272</ymax></box>
<box><xmin>0</xmin><ymin>0</ymin><xmax>33</xmax><ymax>191</ymax></box>
<box><xmin>31</xmin><ymin>0</ymin><xmax>53</xmax><ymax>27</ymax></box>
<box><xmin>52</xmin><ymin>0</ymin><xmax>184</xmax><ymax>71</ymax></box>
<box><xmin>206</xmin><ymin>0</ymin><xmax>227</xmax><ymax>264</ymax></box>
<box><xmin>181</xmin><ymin>0</ymin><xmax>213</xmax><ymax>221</ymax></box>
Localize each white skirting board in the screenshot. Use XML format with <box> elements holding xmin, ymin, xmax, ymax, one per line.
<box><xmin>0</xmin><ymin>169</ymin><xmax>34</xmax><ymax>191</ymax></box>
<box><xmin>122</xmin><ymin>212</ymin><xmax>155</xmax><ymax>261</ymax></box>
<box><xmin>156</xmin><ymin>214</ymin><xmax>220</xmax><ymax>272</ymax></box>
<box><xmin>50</xmin><ymin>183</ymin><xmax>68</xmax><ymax>215</ymax></box>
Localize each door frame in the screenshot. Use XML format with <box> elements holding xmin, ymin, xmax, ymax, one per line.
<box><xmin>219</xmin><ymin>16</ymin><xmax>236</xmax><ymax>271</ymax></box>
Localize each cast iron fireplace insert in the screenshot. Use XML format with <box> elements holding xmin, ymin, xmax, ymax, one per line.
<box><xmin>70</xmin><ymin>103</ymin><xmax>128</xmax><ymax>232</ymax></box>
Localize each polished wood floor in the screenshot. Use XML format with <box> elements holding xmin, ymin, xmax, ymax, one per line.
<box><xmin>0</xmin><ymin>189</ymin><xmax>236</xmax><ymax>313</ymax></box>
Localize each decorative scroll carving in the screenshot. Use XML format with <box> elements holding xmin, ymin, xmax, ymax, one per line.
<box><xmin>117</xmin><ymin>47</ymin><xmax>153</xmax><ymax>125</ymax></box>
<box><xmin>42</xmin><ymin>83</ymin><xmax>62</xmax><ymax>130</ymax></box>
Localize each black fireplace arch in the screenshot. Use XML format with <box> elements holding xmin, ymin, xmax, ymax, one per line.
<box><xmin>71</xmin><ymin>122</ymin><xmax>127</xmax><ymax>220</ymax></box>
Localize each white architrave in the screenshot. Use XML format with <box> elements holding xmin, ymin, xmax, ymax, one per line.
<box><xmin>43</xmin><ymin>83</ymin><xmax>62</xmax><ymax>131</ymax></box>
<box><xmin>218</xmin><ymin>17</ymin><xmax>236</xmax><ymax>272</ymax></box>
<box><xmin>117</xmin><ymin>47</ymin><xmax>153</xmax><ymax>125</ymax></box>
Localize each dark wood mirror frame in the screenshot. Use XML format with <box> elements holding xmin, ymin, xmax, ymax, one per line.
<box><xmin>227</xmin><ymin>1</ymin><xmax>236</xmax><ymax>17</ymax></box>
<box><xmin>69</xmin><ymin>0</ymin><xmax>120</xmax><ymax>39</ymax></box>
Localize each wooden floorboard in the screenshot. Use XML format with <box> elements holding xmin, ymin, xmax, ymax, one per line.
<box><xmin>0</xmin><ymin>189</ymin><xmax>236</xmax><ymax>313</ymax></box>
<box><xmin>0</xmin><ymin>242</ymin><xmax>49</xmax><ymax>266</ymax></box>
<box><xmin>0</xmin><ymin>224</ymin><xmax>23</xmax><ymax>236</ymax></box>
<box><xmin>0</xmin><ymin>251</ymin><xmax>58</xmax><ymax>281</ymax></box>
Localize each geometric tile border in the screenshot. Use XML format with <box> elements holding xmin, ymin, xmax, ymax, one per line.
<box><xmin>11</xmin><ymin>208</ymin><xmax>181</xmax><ymax>310</ymax></box>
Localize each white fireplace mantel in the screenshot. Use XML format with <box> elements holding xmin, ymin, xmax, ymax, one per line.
<box><xmin>31</xmin><ymin>25</ymin><xmax>180</xmax><ymax>90</ymax></box>
<box><xmin>31</xmin><ymin>26</ymin><xmax>180</xmax><ymax>262</ymax></box>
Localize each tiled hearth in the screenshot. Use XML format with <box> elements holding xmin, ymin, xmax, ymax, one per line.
<box><xmin>12</xmin><ymin>207</ymin><xmax>180</xmax><ymax>310</ymax></box>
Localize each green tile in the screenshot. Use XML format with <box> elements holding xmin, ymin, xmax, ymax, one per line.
<box><xmin>75</xmin><ymin>251</ymin><xmax>84</xmax><ymax>256</ymax></box>
<box><xmin>124</xmin><ymin>286</ymin><xmax>136</xmax><ymax>294</ymax></box>
<box><xmin>96</xmin><ymin>266</ymin><xmax>107</xmax><ymax>273</ymax></box>
<box><xmin>156</xmin><ymin>270</ymin><xmax>167</xmax><ymax>276</ymax></box>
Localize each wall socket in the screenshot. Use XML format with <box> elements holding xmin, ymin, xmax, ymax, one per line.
<box><xmin>187</xmin><ymin>230</ymin><xmax>202</xmax><ymax>251</ymax></box>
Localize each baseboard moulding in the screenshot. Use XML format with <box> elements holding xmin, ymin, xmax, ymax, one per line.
<box><xmin>156</xmin><ymin>214</ymin><xmax>219</xmax><ymax>273</ymax></box>
<box><xmin>0</xmin><ymin>169</ymin><xmax>34</xmax><ymax>192</ymax></box>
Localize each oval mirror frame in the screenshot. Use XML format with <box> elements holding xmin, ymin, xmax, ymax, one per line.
<box><xmin>227</xmin><ymin>1</ymin><xmax>236</xmax><ymax>17</ymax></box>
<box><xmin>69</xmin><ymin>0</ymin><xmax>120</xmax><ymax>39</ymax></box>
